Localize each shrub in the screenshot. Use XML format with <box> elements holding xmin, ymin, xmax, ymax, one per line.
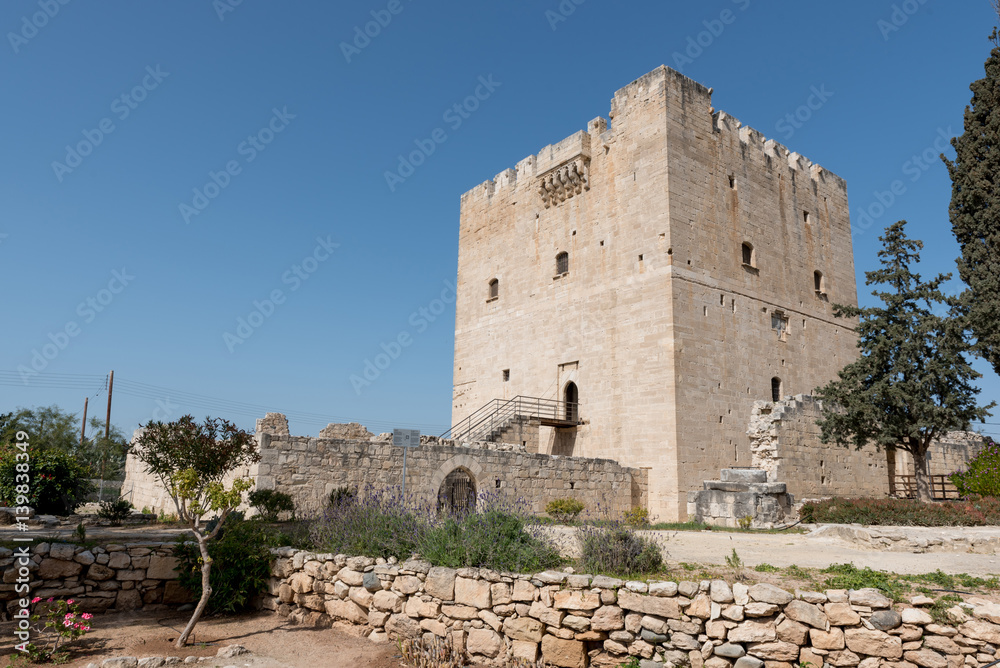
<box><xmin>310</xmin><ymin>487</ymin><xmax>423</xmax><ymax>560</ymax></box>
<box><xmin>97</xmin><ymin>497</ymin><xmax>133</xmax><ymax>526</ymax></box>
<box><xmin>951</xmin><ymin>438</ymin><xmax>1000</xmax><ymax>497</ymax></box>
<box><xmin>622</xmin><ymin>506</ymin><xmax>650</xmax><ymax>527</ymax></box>
<box><xmin>800</xmin><ymin>496</ymin><xmax>1000</xmax><ymax>526</ymax></box>
<box><xmin>20</xmin><ymin>597</ymin><xmax>94</xmax><ymax>663</ymax></box>
<box><xmin>0</xmin><ymin>446</ymin><xmax>95</xmax><ymax>515</ymax></box>
<box><xmin>420</xmin><ymin>507</ymin><xmax>562</xmax><ymax>573</ymax></box>
<box><xmin>174</xmin><ymin>516</ymin><xmax>276</xmax><ymax>613</ymax></box>
<box><xmin>545</xmin><ymin>497</ymin><xmax>585</xmax><ymax>522</ymax></box>
<box><xmin>248</xmin><ymin>488</ymin><xmax>295</xmax><ymax>520</ymax></box>
<box><xmin>578</xmin><ymin>523</ymin><xmax>663</xmax><ymax>578</ymax></box>
<box><xmin>329</xmin><ymin>486</ymin><xmax>357</xmax><ymax>507</ymax></box>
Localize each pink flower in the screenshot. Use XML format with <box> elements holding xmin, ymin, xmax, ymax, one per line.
<box><xmin>63</xmin><ymin>620</ymin><xmax>72</xmax><ymax>627</ymax></box>
<box><xmin>65</xmin><ymin>612</ymin><xmax>74</xmax><ymax>619</ymax></box>
<box><xmin>81</xmin><ymin>613</ymin><xmax>93</xmax><ymax>620</ymax></box>
<box><xmin>31</xmin><ymin>597</ymin><xmax>40</xmax><ymax>603</ymax></box>
<box><xmin>46</xmin><ymin>597</ymin><xmax>53</xmax><ymax>602</ymax></box>
<box><xmin>67</xmin><ymin>599</ymin><xmax>74</xmax><ymax>604</ymax></box>
<box><xmin>83</xmin><ymin>626</ymin><xmax>90</xmax><ymax>631</ymax></box>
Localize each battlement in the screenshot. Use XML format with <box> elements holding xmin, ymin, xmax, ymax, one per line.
<box><xmin>460</xmin><ymin>65</ymin><xmax>844</xmax><ymax>206</ymax></box>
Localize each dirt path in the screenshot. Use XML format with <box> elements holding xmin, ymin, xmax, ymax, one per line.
<box><xmin>658</xmin><ymin>527</ymin><xmax>1000</xmax><ymax>576</ymax></box>
<box><xmin>1</xmin><ymin>611</ymin><xmax>406</xmax><ymax>668</ymax></box>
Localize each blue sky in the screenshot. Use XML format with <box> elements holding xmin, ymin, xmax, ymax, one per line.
<box><xmin>3</xmin><ymin>0</ymin><xmax>998</xmax><ymax>441</ymax></box>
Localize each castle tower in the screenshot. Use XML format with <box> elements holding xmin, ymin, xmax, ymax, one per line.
<box><xmin>452</xmin><ymin>66</ymin><xmax>858</xmax><ymax>520</ymax></box>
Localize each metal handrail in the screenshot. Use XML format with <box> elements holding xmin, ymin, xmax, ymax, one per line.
<box><xmin>441</xmin><ymin>395</ymin><xmax>580</xmax><ymax>441</ymax></box>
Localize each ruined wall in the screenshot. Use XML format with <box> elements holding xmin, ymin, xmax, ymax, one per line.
<box><xmin>268</xmin><ymin>548</ymin><xmax>998</xmax><ymax>668</ymax></box>
<box><xmin>122</xmin><ymin>414</ymin><xmax>646</xmax><ymax>518</ymax></box>
<box><xmin>452</xmin><ymin>66</ymin><xmax>858</xmax><ymax>521</ymax></box>
<box><xmin>748</xmin><ymin>395</ymin><xmax>985</xmax><ymax>499</ymax></box>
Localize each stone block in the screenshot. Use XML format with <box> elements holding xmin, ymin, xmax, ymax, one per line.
<box><xmin>541</xmin><ymin>635</ymin><xmax>587</xmax><ymax>668</ymax></box>
<box><xmin>617</xmin><ymin>590</ymin><xmax>682</xmax><ymax>619</ymax></box>
<box><xmin>455</xmin><ymin>577</ymin><xmax>491</xmax><ymax>608</ymax></box>
<box><xmin>467</xmin><ymin>628</ymin><xmax>502</xmax><ymax>658</ymax></box>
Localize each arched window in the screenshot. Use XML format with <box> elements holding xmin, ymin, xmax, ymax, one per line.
<box><xmin>564</xmin><ymin>381</ymin><xmax>579</xmax><ymax>422</ymax></box>
<box><xmin>556</xmin><ymin>251</ymin><xmax>569</xmax><ymax>276</ymax></box>
<box><xmin>741</xmin><ymin>242</ymin><xmax>755</xmax><ymax>267</ymax></box>
<box><xmin>488</xmin><ymin>278</ymin><xmax>499</xmax><ymax>301</ymax></box>
<box><xmin>771</xmin><ymin>377</ymin><xmax>782</xmax><ymax>402</ymax></box>
<box><xmin>814</xmin><ymin>271</ymin><xmax>826</xmax><ymax>295</ymax></box>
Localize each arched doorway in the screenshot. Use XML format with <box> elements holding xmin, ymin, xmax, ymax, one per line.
<box><xmin>564</xmin><ymin>382</ymin><xmax>579</xmax><ymax>422</ymax></box>
<box><xmin>437</xmin><ymin>468</ymin><xmax>477</xmax><ymax>515</ymax></box>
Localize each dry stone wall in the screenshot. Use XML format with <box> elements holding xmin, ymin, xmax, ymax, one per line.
<box><xmin>0</xmin><ymin>541</ymin><xmax>188</xmax><ymax>618</ymax></box>
<box><xmin>267</xmin><ymin>548</ymin><xmax>1000</xmax><ymax>668</ymax></box>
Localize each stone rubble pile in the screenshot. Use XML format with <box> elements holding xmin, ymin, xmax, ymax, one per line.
<box><xmin>266</xmin><ymin>547</ymin><xmax>1000</xmax><ymax>668</ymax></box>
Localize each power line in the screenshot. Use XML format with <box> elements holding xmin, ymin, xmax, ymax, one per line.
<box><xmin>1</xmin><ymin>371</ymin><xmax>450</xmax><ymax>433</ymax></box>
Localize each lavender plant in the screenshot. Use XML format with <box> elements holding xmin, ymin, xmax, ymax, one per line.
<box><xmin>578</xmin><ymin>520</ymin><xmax>664</xmax><ymax>578</ymax></box>
<box><xmin>308</xmin><ymin>485</ymin><xmax>426</xmax><ymax>559</ymax></box>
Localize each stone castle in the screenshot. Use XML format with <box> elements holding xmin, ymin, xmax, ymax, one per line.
<box><xmin>451</xmin><ymin>66</ymin><xmax>860</xmax><ymax>520</ymax></box>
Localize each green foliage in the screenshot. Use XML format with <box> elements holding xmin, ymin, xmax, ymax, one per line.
<box><xmin>821</xmin><ymin>563</ymin><xmax>906</xmax><ymax>601</ymax></box>
<box><xmin>0</xmin><ymin>445</ymin><xmax>95</xmax><ymax>515</ymax></box>
<box><xmin>545</xmin><ymin>497</ymin><xmax>585</xmax><ymax>522</ymax></box>
<box><xmin>754</xmin><ymin>563</ymin><xmax>779</xmax><ymax>572</ymax></box>
<box><xmin>328</xmin><ymin>485</ymin><xmax>357</xmax><ymax>507</ymax></box>
<box><xmin>725</xmin><ymin>548</ymin><xmax>743</xmax><ymax>572</ymax></box>
<box><xmin>737</xmin><ymin>515</ymin><xmax>753</xmax><ymax>530</ymax></box>
<box><xmin>927</xmin><ymin>594</ymin><xmax>964</xmax><ymax>624</ymax></box>
<box><xmin>622</xmin><ymin>506</ymin><xmax>650</xmax><ymax>527</ymax></box>
<box><xmin>951</xmin><ymin>438</ymin><xmax>1000</xmax><ymax>497</ymax></box>
<box><xmin>310</xmin><ymin>487</ymin><xmax>422</xmax><ymax>560</ymax></box>
<box><xmin>420</xmin><ymin>510</ymin><xmax>562</xmax><ymax>573</ymax></box>
<box><xmin>816</xmin><ymin>221</ymin><xmax>994</xmax><ymax>500</ymax></box>
<box><xmin>943</xmin><ymin>20</ymin><xmax>1000</xmax><ymax>376</ymax></box>
<box><xmin>97</xmin><ymin>497</ymin><xmax>133</xmax><ymax>526</ymax></box>
<box><xmin>174</xmin><ymin>517</ymin><xmax>276</xmax><ymax>613</ymax></box>
<box><xmin>248</xmin><ymin>488</ymin><xmax>295</xmax><ymax>520</ymax></box>
<box><xmin>579</xmin><ymin>524</ymin><xmax>663</xmax><ymax>578</ymax></box>
<box><xmin>801</xmin><ymin>496</ymin><xmax>1000</xmax><ymax>526</ymax></box>
<box><xmin>1</xmin><ymin>405</ymin><xmax>130</xmax><ymax>480</ymax></box>
<box><xmin>619</xmin><ymin>658</ymin><xmax>642</xmax><ymax>668</ymax></box>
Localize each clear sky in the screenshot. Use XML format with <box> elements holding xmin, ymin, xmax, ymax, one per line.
<box><xmin>3</xmin><ymin>0</ymin><xmax>998</xmax><ymax>441</ymax></box>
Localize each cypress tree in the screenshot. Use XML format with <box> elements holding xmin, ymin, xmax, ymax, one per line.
<box><xmin>816</xmin><ymin>222</ymin><xmax>994</xmax><ymax>502</ymax></box>
<box><xmin>943</xmin><ymin>15</ymin><xmax>1000</xmax><ymax>374</ymax></box>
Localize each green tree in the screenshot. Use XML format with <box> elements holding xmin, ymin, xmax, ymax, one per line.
<box><xmin>943</xmin><ymin>12</ymin><xmax>1000</xmax><ymax>375</ymax></box>
<box><xmin>816</xmin><ymin>221</ymin><xmax>994</xmax><ymax>502</ymax></box>
<box><xmin>129</xmin><ymin>415</ymin><xmax>259</xmax><ymax>647</ymax></box>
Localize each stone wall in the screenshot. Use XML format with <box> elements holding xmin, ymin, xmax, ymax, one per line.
<box><xmin>267</xmin><ymin>547</ymin><xmax>999</xmax><ymax>668</ymax></box>
<box><xmin>747</xmin><ymin>395</ymin><xmax>984</xmax><ymax>500</ymax></box>
<box><xmin>257</xmin><ymin>421</ymin><xmax>645</xmax><ymax>518</ymax></box>
<box><xmin>0</xmin><ymin>541</ymin><xmax>187</xmax><ymax>618</ymax></box>
<box><xmin>122</xmin><ymin>414</ymin><xmax>647</xmax><ymax>518</ymax></box>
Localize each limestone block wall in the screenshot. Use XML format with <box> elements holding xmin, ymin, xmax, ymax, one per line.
<box><xmin>0</xmin><ymin>541</ymin><xmax>188</xmax><ymax>618</ymax></box>
<box><xmin>258</xmin><ymin>430</ymin><xmax>646</xmax><ymax>518</ymax></box>
<box><xmin>748</xmin><ymin>395</ymin><xmax>986</xmax><ymax>500</ymax></box>
<box><xmin>122</xmin><ymin>414</ymin><xmax>647</xmax><ymax>519</ymax></box>
<box><xmin>267</xmin><ymin>547</ymin><xmax>999</xmax><ymax>668</ymax></box>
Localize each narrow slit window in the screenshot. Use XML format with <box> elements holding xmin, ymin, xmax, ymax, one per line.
<box><xmin>742</xmin><ymin>242</ymin><xmax>755</xmax><ymax>267</ymax></box>
<box><xmin>488</xmin><ymin>278</ymin><xmax>499</xmax><ymax>300</ymax></box>
<box><xmin>771</xmin><ymin>377</ymin><xmax>782</xmax><ymax>402</ymax></box>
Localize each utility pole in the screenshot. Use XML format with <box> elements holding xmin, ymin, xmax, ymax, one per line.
<box><xmin>105</xmin><ymin>370</ymin><xmax>114</xmax><ymax>440</ymax></box>
<box><xmin>79</xmin><ymin>397</ymin><xmax>88</xmax><ymax>448</ymax></box>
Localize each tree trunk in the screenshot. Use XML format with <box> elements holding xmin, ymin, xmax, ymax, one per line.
<box><xmin>176</xmin><ymin>535</ymin><xmax>212</xmax><ymax>647</ymax></box>
<box><xmin>886</xmin><ymin>446</ymin><xmax>897</xmax><ymax>496</ymax></box>
<box><xmin>911</xmin><ymin>447</ymin><xmax>933</xmax><ymax>503</ymax></box>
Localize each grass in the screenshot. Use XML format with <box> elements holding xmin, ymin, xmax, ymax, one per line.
<box><xmin>649</xmin><ymin>521</ymin><xmax>806</xmax><ymax>534</ymax></box>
